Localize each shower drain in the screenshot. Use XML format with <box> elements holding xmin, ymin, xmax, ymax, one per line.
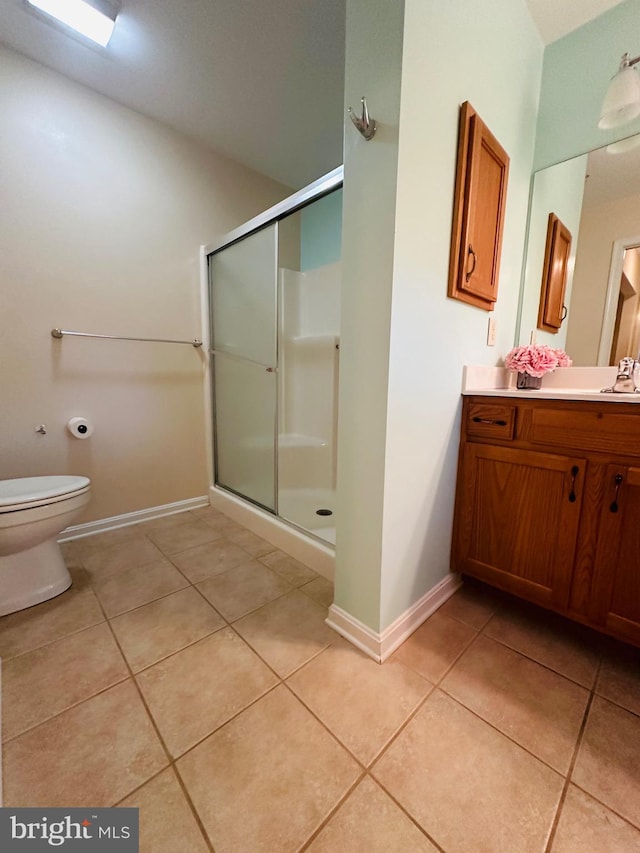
<box><xmin>315</xmin><ymin>508</ymin><xmax>333</xmax><ymax>516</ymax></box>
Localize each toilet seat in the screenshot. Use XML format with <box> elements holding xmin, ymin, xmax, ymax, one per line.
<box><xmin>0</xmin><ymin>476</ymin><xmax>91</xmax><ymax>513</ymax></box>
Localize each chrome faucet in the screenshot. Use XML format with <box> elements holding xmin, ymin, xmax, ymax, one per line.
<box><xmin>602</xmin><ymin>357</ymin><xmax>640</xmax><ymax>393</ymax></box>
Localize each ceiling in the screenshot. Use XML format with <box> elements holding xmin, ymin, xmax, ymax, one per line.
<box><xmin>0</xmin><ymin>0</ymin><xmax>629</xmax><ymax>189</ymax></box>
<box><xmin>525</xmin><ymin>0</ymin><xmax>625</xmax><ymax>44</ymax></box>
<box><xmin>0</xmin><ymin>0</ymin><xmax>346</xmax><ymax>189</ymax></box>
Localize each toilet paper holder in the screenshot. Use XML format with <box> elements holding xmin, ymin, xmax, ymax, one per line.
<box><xmin>67</xmin><ymin>417</ymin><xmax>94</xmax><ymax>439</ymax></box>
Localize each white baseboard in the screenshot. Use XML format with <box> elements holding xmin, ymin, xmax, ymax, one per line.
<box><xmin>209</xmin><ymin>486</ymin><xmax>335</xmax><ymax>581</ymax></box>
<box><xmin>58</xmin><ymin>496</ymin><xmax>210</xmax><ymax>542</ymax></box>
<box><xmin>325</xmin><ymin>605</ymin><xmax>383</xmax><ymax>661</ymax></box>
<box><xmin>326</xmin><ymin>572</ymin><xmax>462</xmax><ymax>662</ymax></box>
<box><xmin>379</xmin><ymin>573</ymin><xmax>463</xmax><ymax>660</ymax></box>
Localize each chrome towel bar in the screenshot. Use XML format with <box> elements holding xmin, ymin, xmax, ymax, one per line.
<box><xmin>51</xmin><ymin>328</ymin><xmax>203</xmax><ymax>348</ymax></box>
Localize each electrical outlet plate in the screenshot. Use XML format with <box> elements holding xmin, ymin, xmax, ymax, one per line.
<box><xmin>487</xmin><ymin>316</ymin><xmax>497</xmax><ymax>346</ymax></box>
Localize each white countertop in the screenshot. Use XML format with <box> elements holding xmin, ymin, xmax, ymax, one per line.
<box><xmin>462</xmin><ymin>365</ymin><xmax>640</xmax><ymax>404</ymax></box>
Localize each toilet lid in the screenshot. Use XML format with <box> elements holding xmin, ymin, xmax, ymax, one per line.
<box><xmin>0</xmin><ymin>476</ymin><xmax>91</xmax><ymax>509</ymax></box>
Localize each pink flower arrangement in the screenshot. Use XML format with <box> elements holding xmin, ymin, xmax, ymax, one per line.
<box><xmin>504</xmin><ymin>345</ymin><xmax>572</xmax><ymax>378</ymax></box>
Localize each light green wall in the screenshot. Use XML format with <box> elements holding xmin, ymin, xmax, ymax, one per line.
<box><xmin>300</xmin><ymin>189</ymin><xmax>343</xmax><ymax>271</ymax></box>
<box><xmin>380</xmin><ymin>0</ymin><xmax>542</xmax><ymax>631</ymax></box>
<box><xmin>334</xmin><ymin>0</ymin><xmax>543</xmax><ymax>634</ymax></box>
<box><xmin>534</xmin><ymin>0</ymin><xmax>640</xmax><ymax>171</ymax></box>
<box><xmin>516</xmin><ymin>155</ymin><xmax>587</xmax><ymax>348</ymax></box>
<box><xmin>334</xmin><ymin>0</ymin><xmax>404</xmax><ymax>631</ymax></box>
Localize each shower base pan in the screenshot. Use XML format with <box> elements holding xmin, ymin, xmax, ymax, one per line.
<box><xmin>208</xmin><ymin>485</ymin><xmax>335</xmax><ymax>581</ymax></box>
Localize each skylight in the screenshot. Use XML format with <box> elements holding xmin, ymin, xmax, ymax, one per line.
<box><xmin>26</xmin><ymin>0</ymin><xmax>118</xmax><ymax>47</ymax></box>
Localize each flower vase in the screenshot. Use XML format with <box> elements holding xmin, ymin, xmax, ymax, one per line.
<box><xmin>516</xmin><ymin>372</ymin><xmax>542</xmax><ymax>390</ymax></box>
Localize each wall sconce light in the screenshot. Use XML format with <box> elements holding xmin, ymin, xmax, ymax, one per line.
<box><xmin>26</xmin><ymin>0</ymin><xmax>119</xmax><ymax>47</ymax></box>
<box><xmin>599</xmin><ymin>52</ymin><xmax>640</xmax><ymax>129</ymax></box>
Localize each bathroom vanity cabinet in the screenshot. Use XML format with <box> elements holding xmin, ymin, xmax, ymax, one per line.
<box><xmin>451</xmin><ymin>395</ymin><xmax>640</xmax><ymax>647</ymax></box>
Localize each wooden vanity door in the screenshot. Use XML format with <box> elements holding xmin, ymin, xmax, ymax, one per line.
<box><xmin>453</xmin><ymin>444</ymin><xmax>585</xmax><ymax>609</ymax></box>
<box><xmin>590</xmin><ymin>465</ymin><xmax>640</xmax><ymax>645</ymax></box>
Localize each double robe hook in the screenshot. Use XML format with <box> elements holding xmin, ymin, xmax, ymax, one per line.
<box><xmin>347</xmin><ymin>96</ymin><xmax>377</xmax><ymax>141</ymax></box>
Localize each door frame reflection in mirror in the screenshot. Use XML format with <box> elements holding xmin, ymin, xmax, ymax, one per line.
<box><xmin>599</xmin><ymin>236</ymin><xmax>640</xmax><ymax>364</ymax></box>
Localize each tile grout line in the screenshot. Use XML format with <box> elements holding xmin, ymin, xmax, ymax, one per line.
<box><xmin>436</xmin><ymin>685</ymin><xmax>572</xmax><ymax>779</ymax></box>
<box><xmin>48</xmin><ymin>545</ymin><xmax>339</xmax><ymax>765</ymax></box>
<box><xmin>362</xmin><ymin>626</ymin><xmax>485</xmax><ymax>777</ymax></box>
<box><xmin>93</xmin><ymin>588</ymin><xmax>217</xmax><ymax>853</ymax></box>
<box><xmin>102</xmin><ymin>580</ymin><xmax>202</xmax><ymax>620</ymax></box>
<box><xmin>190</xmin><ymin>579</ymin><xmax>296</xmax><ymax>626</ymax></box>
<box><xmin>161</xmin><ymin>620</ymin><xmax>339</xmax><ymax>769</ymax></box>
<box><xmin>0</xmin><ymin>596</ymin><xmax>107</xmax><ymax>663</ymax></box>
<box><xmin>127</xmin><ymin>623</ymin><xmax>228</xmax><ymax>676</ymax></box>
<box><xmin>279</xmin><ymin>680</ymin><xmax>369</xmax><ymax>774</ymax></box>
<box><xmin>168</xmin><ymin>679</ymin><xmax>283</xmax><ymax>761</ymax></box>
<box><xmin>4</xmin><ymin>520</ymin><xmax>315</xmax><ymax>660</ymax></box>
<box><xmin>431</xmin><ymin>611</ymin><xmax>600</xmax><ymax>780</ymax></box>
<box><xmin>1</xmin><ymin>668</ymin><xmax>132</xmax><ymax>746</ymax></box>
<box><xmin>365</xmin><ymin>775</ymin><xmax>448</xmax><ymax>853</ymax></box>
<box><xmin>162</xmin><ymin>766</ymin><xmax>218</xmax><ymax>853</ymax></box>
<box><xmin>543</xmin><ymin>655</ymin><xmax>601</xmax><ymax>853</ymax></box>
<box><xmin>362</xmin><ymin>687</ymin><xmax>451</xmax><ymax>849</ymax></box>
<box><xmin>478</xmin><ymin>603</ymin><xmax>640</xmax><ymax>723</ymax></box>
<box><xmin>366</xmin><ymin>622</ymin><xmax>572</xmax><ymax>844</ymax></box>
<box><xmin>362</xmin><ymin>613</ymin><xmax>573</xmax><ymax>849</ymax></box>
<box><xmin>91</xmin><ymin>559</ymin><xmax>290</xmax><ymax>770</ymax></box>
<box><xmin>365</xmin><ymin>682</ymin><xmax>438</xmax><ymax>773</ymax></box>
<box><xmin>2</xmin><ymin>514</ymin><xmax>328</xmax><ymax>837</ymax></box>
<box><xmin>477</xmin><ymin>606</ymin><xmax>605</xmax><ymax>692</ymax></box>
<box><xmin>0</xmin><ymin>590</ymin><xmax>106</xmax><ymax>661</ymax></box>
<box><xmin>367</xmin><ymin>623</ymin><xmax>516</xmax><ymax>853</ymax></box>
<box><xmin>10</xmin><ymin>537</ymin><xmax>638</xmax><ymax>850</ymax></box>
<box><xmin>568</xmin><ymin>781</ymin><xmax>640</xmax><ymax>834</ymax></box>
<box><xmin>90</xmin><ymin>592</ymin><xmax>174</xmax><ymax>765</ymax></box>
<box><xmin>296</xmin><ymin>770</ymin><xmax>369</xmax><ymax>852</ymax></box>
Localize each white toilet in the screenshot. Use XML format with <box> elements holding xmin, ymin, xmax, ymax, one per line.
<box><xmin>0</xmin><ymin>476</ymin><xmax>91</xmax><ymax>617</ymax></box>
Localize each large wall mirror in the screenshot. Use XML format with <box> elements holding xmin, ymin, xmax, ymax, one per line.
<box><xmin>516</xmin><ymin>132</ymin><xmax>640</xmax><ymax>366</ymax></box>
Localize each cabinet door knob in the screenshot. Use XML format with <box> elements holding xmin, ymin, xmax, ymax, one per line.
<box><xmin>568</xmin><ymin>465</ymin><xmax>579</xmax><ymax>502</ymax></box>
<box><xmin>465</xmin><ymin>244</ymin><xmax>477</xmax><ymax>282</ymax></box>
<box><xmin>610</xmin><ymin>473</ymin><xmax>624</xmax><ymax>513</ymax></box>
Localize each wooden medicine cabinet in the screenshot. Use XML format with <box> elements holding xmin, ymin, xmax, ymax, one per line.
<box><xmin>537</xmin><ymin>213</ymin><xmax>572</xmax><ymax>332</ymax></box>
<box><xmin>448</xmin><ymin>101</ymin><xmax>510</xmax><ymax>311</ymax></box>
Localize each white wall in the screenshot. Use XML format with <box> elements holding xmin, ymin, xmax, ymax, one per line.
<box><xmin>566</xmin><ymin>193</ymin><xmax>640</xmax><ymax>365</ymax></box>
<box><xmin>279</xmin><ymin>263</ymin><xmax>340</xmax><ymax>493</ymax></box>
<box><xmin>0</xmin><ymin>48</ymin><xmax>287</xmax><ymax>522</ymax></box>
<box><xmin>334</xmin><ymin>0</ymin><xmax>543</xmax><ymax>633</ymax></box>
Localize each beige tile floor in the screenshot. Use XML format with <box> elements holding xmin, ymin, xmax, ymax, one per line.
<box><xmin>2</xmin><ymin>505</ymin><xmax>640</xmax><ymax>851</ymax></box>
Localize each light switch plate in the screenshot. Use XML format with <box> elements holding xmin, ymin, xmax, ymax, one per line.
<box><xmin>487</xmin><ymin>316</ymin><xmax>497</xmax><ymax>346</ymax></box>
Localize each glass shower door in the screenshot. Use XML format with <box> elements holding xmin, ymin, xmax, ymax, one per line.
<box><xmin>209</xmin><ymin>224</ymin><xmax>278</xmax><ymax>511</ymax></box>
<box><xmin>277</xmin><ymin>189</ymin><xmax>342</xmax><ymax>543</ymax></box>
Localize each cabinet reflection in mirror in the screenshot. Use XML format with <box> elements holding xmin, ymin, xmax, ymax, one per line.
<box><xmin>515</xmin><ymin>132</ymin><xmax>640</xmax><ymax>365</ymax></box>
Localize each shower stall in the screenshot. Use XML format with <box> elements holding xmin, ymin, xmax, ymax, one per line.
<box><xmin>205</xmin><ymin>169</ymin><xmax>342</xmax><ymax>546</ymax></box>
